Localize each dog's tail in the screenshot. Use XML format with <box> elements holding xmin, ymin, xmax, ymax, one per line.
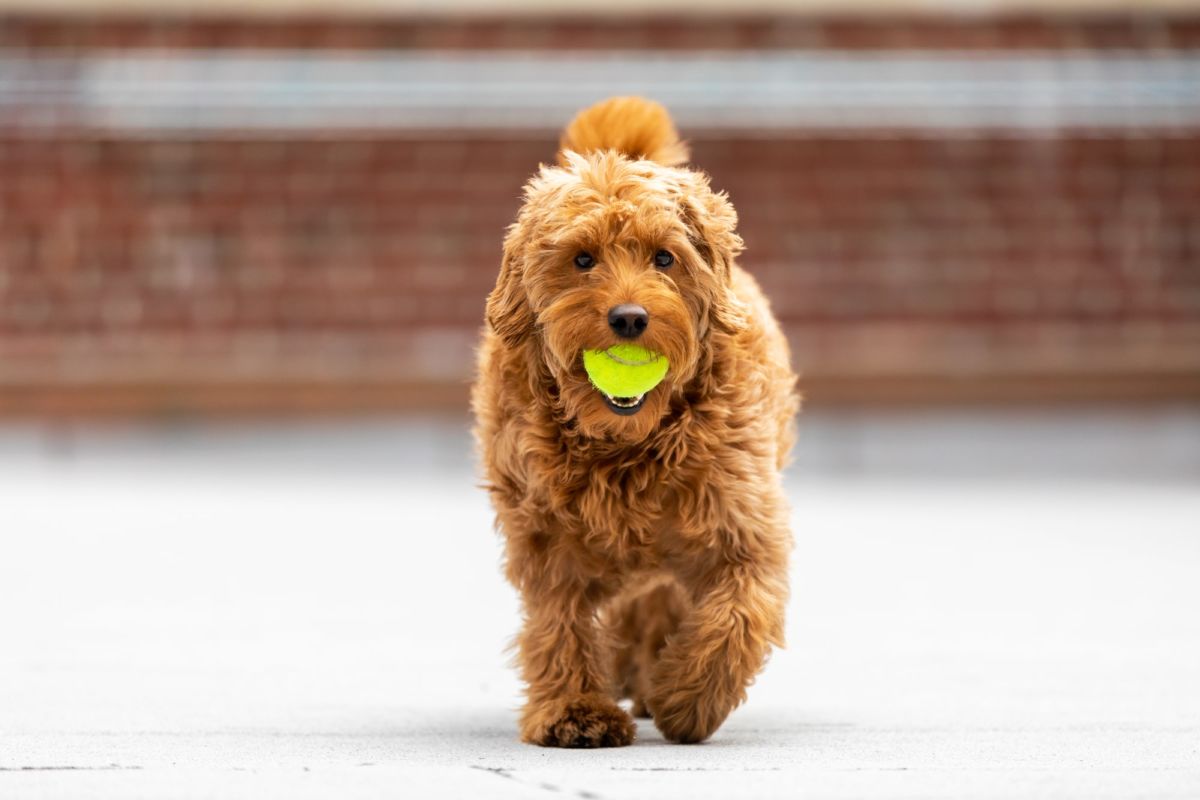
<box><xmin>559</xmin><ymin>96</ymin><xmax>689</xmax><ymax>167</ymax></box>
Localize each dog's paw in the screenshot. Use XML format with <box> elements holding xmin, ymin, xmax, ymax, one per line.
<box><xmin>520</xmin><ymin>695</ymin><xmax>636</xmax><ymax>748</ymax></box>
<box><xmin>646</xmin><ymin>689</ymin><xmax>729</xmax><ymax>744</ymax></box>
<box><xmin>648</xmin><ymin>705</ymin><xmax>717</xmax><ymax>744</ymax></box>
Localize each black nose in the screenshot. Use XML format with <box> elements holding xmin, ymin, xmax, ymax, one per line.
<box><xmin>608</xmin><ymin>304</ymin><xmax>649</xmax><ymax>339</ymax></box>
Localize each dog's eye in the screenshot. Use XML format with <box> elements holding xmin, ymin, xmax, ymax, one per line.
<box><xmin>574</xmin><ymin>252</ymin><xmax>595</xmax><ymax>270</ymax></box>
<box><xmin>654</xmin><ymin>250</ymin><xmax>674</xmax><ymax>269</ymax></box>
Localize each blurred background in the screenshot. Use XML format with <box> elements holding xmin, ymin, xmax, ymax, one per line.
<box><xmin>1</xmin><ymin>0</ymin><xmax>1198</xmax><ymax>423</ymax></box>
<box><xmin>3</xmin><ymin>1</ymin><xmax>1200</xmax><ymax>796</ymax></box>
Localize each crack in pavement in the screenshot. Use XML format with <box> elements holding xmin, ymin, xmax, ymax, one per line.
<box><xmin>470</xmin><ymin>765</ymin><xmax>605</xmax><ymax>799</ymax></box>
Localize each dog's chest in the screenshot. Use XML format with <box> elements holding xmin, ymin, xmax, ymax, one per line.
<box><xmin>549</xmin><ymin>453</ymin><xmax>688</xmax><ymax>564</ymax></box>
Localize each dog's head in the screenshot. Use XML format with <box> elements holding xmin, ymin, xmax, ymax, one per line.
<box><xmin>486</xmin><ymin>102</ymin><xmax>747</xmax><ymax>441</ymax></box>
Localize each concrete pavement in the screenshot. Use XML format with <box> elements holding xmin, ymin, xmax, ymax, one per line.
<box><xmin>2</xmin><ymin>415</ymin><xmax>1198</xmax><ymax>798</ymax></box>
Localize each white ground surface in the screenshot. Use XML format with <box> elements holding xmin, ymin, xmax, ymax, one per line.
<box><xmin>2</xmin><ymin>412</ymin><xmax>1199</xmax><ymax>799</ymax></box>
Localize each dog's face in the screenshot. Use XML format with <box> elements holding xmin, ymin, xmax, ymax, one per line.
<box><xmin>487</xmin><ymin>151</ymin><xmax>745</xmax><ymax>441</ymax></box>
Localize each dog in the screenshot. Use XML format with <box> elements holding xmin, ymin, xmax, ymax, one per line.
<box><xmin>472</xmin><ymin>96</ymin><xmax>799</xmax><ymax>746</ymax></box>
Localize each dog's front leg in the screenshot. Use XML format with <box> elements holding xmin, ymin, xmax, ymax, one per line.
<box><xmin>647</xmin><ymin>555</ymin><xmax>788</xmax><ymax>744</ymax></box>
<box><xmin>513</xmin><ymin>564</ymin><xmax>635</xmax><ymax>748</ymax></box>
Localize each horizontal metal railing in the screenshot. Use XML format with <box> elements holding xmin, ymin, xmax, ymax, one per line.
<box><xmin>2</xmin><ymin>49</ymin><xmax>1199</xmax><ymax>133</ymax></box>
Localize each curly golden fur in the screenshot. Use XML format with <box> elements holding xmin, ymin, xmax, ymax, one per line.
<box><xmin>472</xmin><ymin>97</ymin><xmax>800</xmax><ymax>746</ymax></box>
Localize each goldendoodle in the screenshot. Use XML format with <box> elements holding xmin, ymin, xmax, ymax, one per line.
<box><xmin>472</xmin><ymin>96</ymin><xmax>799</xmax><ymax>746</ymax></box>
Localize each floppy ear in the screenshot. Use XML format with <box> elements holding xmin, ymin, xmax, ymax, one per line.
<box><xmin>708</xmin><ymin>275</ymin><xmax>750</xmax><ymax>336</ymax></box>
<box><xmin>485</xmin><ymin>239</ymin><xmax>535</xmax><ymax>349</ymax></box>
<box><xmin>682</xmin><ymin>185</ymin><xmax>749</xmax><ymax>335</ymax></box>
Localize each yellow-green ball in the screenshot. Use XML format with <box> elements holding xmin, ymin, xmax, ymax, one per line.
<box><xmin>582</xmin><ymin>344</ymin><xmax>669</xmax><ymax>398</ymax></box>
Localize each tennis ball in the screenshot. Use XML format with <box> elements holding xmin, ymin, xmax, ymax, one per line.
<box><xmin>582</xmin><ymin>344</ymin><xmax>669</xmax><ymax>398</ymax></box>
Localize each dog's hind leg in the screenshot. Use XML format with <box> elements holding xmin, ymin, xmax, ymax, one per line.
<box><xmin>606</xmin><ymin>576</ymin><xmax>689</xmax><ymax>719</ymax></box>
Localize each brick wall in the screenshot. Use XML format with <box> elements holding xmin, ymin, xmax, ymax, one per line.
<box><xmin>3</xmin><ymin>15</ymin><xmax>1198</xmax><ymax>50</ymax></box>
<box><xmin>1</xmin><ymin>15</ymin><xmax>1198</xmax><ymax>416</ymax></box>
